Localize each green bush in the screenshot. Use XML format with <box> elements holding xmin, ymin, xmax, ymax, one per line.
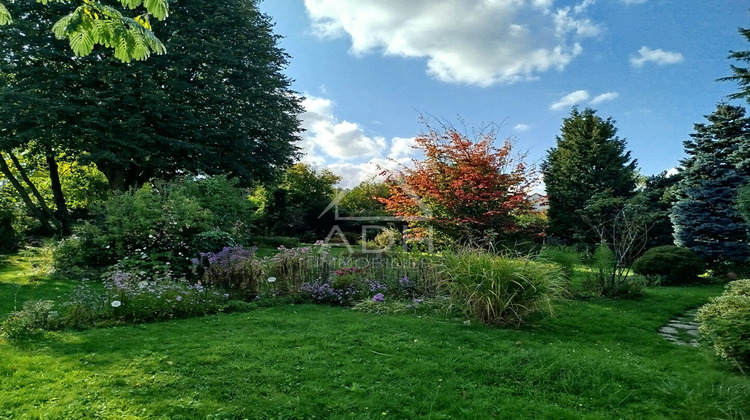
<box><xmin>248</xmin><ymin>235</ymin><xmax>300</xmax><ymax>249</ymax></box>
<box><xmin>438</xmin><ymin>250</ymin><xmax>567</xmax><ymax>326</ymax></box>
<box><xmin>697</xmin><ymin>279</ymin><xmax>750</xmax><ymax>373</ymax></box>
<box><xmin>190</xmin><ymin>230</ymin><xmax>236</xmax><ymax>255</ymax></box>
<box><xmin>537</xmin><ymin>246</ymin><xmax>581</xmax><ymax>278</ymax></box>
<box><xmin>53</xmin><ymin>176</ymin><xmax>258</xmax><ymax>274</ymax></box>
<box><xmin>581</xmin><ymin>245</ymin><xmax>644</xmax><ymax>298</ymax></box>
<box><xmin>631</xmin><ymin>245</ymin><xmax>705</xmax><ymax>285</ymax></box>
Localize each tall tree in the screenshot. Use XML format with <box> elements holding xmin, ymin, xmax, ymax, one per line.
<box><xmin>671</xmin><ymin>104</ymin><xmax>750</xmax><ymax>263</ymax></box>
<box><xmin>1</xmin><ymin>0</ymin><xmax>302</xmax><ymax>192</ymax></box>
<box><xmin>719</xmin><ymin>27</ymin><xmax>750</xmax><ymax>102</ymax></box>
<box><xmin>541</xmin><ymin>107</ymin><xmax>637</xmax><ymax>244</ymax></box>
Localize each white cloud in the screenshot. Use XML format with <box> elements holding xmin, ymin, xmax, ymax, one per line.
<box><xmin>298</xmin><ymin>94</ymin><xmax>419</xmax><ymax>188</ymax></box>
<box><xmin>513</xmin><ymin>124</ymin><xmax>530</xmax><ymax>132</ymax></box>
<box><xmin>300</xmin><ymin>95</ymin><xmax>387</xmax><ymax>160</ymax></box>
<box><xmin>550</xmin><ymin>90</ymin><xmax>590</xmax><ymax>110</ymax></box>
<box><xmin>590</xmin><ymin>91</ymin><xmax>619</xmax><ymax>104</ymax></box>
<box><xmin>304</xmin><ymin>0</ymin><xmax>601</xmax><ymax>86</ymax></box>
<box><xmin>630</xmin><ymin>46</ymin><xmax>684</xmax><ymax>68</ymax></box>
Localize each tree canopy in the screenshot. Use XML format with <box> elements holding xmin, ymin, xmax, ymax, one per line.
<box><xmin>378</xmin><ymin>123</ymin><xmax>536</xmax><ymax>243</ymax></box>
<box><xmin>541</xmin><ymin>107</ymin><xmax>637</xmax><ymax>245</ymax></box>
<box><xmin>1</xmin><ymin>0</ymin><xmax>302</xmax><ymax>192</ymax></box>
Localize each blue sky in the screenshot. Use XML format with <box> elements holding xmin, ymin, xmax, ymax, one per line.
<box><xmin>258</xmin><ymin>0</ymin><xmax>750</xmax><ymax>190</ymax></box>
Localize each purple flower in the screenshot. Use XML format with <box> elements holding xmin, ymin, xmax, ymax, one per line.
<box><xmin>176</xmin><ymin>295</ymin><xmax>182</xmax><ymax>301</ymax></box>
<box><xmin>413</xmin><ymin>298</ymin><xmax>423</xmax><ymax>304</ymax></box>
<box><xmin>399</xmin><ymin>276</ymin><xmax>411</xmax><ymax>287</ymax></box>
<box><xmin>372</xmin><ymin>293</ymin><xmax>385</xmax><ymax>302</ymax></box>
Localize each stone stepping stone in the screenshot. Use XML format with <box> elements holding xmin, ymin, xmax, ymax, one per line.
<box><xmin>658</xmin><ymin>309</ymin><xmax>701</xmax><ymax>347</ymax></box>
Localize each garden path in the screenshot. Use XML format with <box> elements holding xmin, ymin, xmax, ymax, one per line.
<box><xmin>658</xmin><ymin>309</ymin><xmax>700</xmax><ymax>347</ymax></box>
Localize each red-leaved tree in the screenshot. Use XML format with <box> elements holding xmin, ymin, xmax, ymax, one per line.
<box><xmin>379</xmin><ymin>124</ymin><xmax>539</xmax><ymax>244</ymax></box>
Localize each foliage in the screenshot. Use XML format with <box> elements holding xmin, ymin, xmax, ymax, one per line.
<box><xmin>0</xmin><ymin>0</ymin><xmax>301</xmax><ymax>193</ymax></box>
<box><xmin>268</xmin><ymin>163</ymin><xmax>341</xmax><ymax>237</ymax></box>
<box><xmin>582</xmin><ymin>244</ymin><xmax>644</xmax><ymax>298</ymax></box>
<box><xmin>0</xmin><ymin>299</ymin><xmax>60</xmax><ymax>338</ymax></box>
<box><xmin>541</xmin><ymin>107</ymin><xmax>637</xmax><ymax>244</ymax></box>
<box><xmin>719</xmin><ymin>27</ymin><xmax>750</xmax><ymax>102</ymax></box>
<box><xmin>189</xmin><ymin>230</ymin><xmax>235</xmax><ymax>256</ymax></box>
<box><xmin>697</xmin><ymin>279</ymin><xmax>750</xmax><ymax>374</ymax></box>
<box><xmin>52</xmin><ymin>177</ymin><xmax>257</xmax><ymax>273</ymax></box>
<box><xmin>196</xmin><ymin>245</ymin><xmax>265</xmax><ymax>299</ymax></box>
<box><xmin>671</xmin><ymin>104</ymin><xmax>750</xmax><ymax>263</ymax></box>
<box><xmin>267</xmin><ymin>246</ymin><xmax>317</xmax><ymax>293</ymax></box>
<box><xmin>635</xmin><ymin>171</ymin><xmax>681</xmax><ymax>249</ymax></box>
<box><xmin>338</xmin><ymin>180</ymin><xmax>391</xmax><ymax>219</ymax></box>
<box><xmin>248</xmin><ymin>235</ymin><xmax>301</xmax><ymax>249</ymax></box>
<box><xmin>538</xmin><ymin>246</ymin><xmax>581</xmax><ymax>278</ymax></box>
<box><xmin>379</xmin><ymin>122</ymin><xmax>536</xmax><ymax>244</ymax></box>
<box><xmin>631</xmin><ymin>245</ymin><xmax>706</xmax><ymax>285</ymax></box>
<box><xmin>438</xmin><ymin>250</ymin><xmax>567</xmax><ymax>326</ymax></box>
<box><xmin>0</xmin><ymin>0</ymin><xmax>167</xmax><ymax>62</ymax></box>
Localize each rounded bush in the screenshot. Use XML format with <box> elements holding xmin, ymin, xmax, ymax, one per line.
<box><xmin>697</xmin><ymin>279</ymin><xmax>750</xmax><ymax>373</ymax></box>
<box><xmin>190</xmin><ymin>230</ymin><xmax>236</xmax><ymax>255</ymax></box>
<box><xmin>631</xmin><ymin>245</ymin><xmax>705</xmax><ymax>285</ymax></box>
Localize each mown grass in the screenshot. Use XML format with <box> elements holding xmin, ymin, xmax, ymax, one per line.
<box><xmin>1</xmin><ymin>255</ymin><xmax>748</xmax><ymax>419</ymax></box>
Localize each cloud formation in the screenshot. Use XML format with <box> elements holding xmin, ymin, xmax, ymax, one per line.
<box><xmin>630</xmin><ymin>46</ymin><xmax>684</xmax><ymax>68</ymax></box>
<box><xmin>304</xmin><ymin>0</ymin><xmax>601</xmax><ymax>86</ymax></box>
<box><xmin>299</xmin><ymin>95</ymin><xmax>419</xmax><ymax>188</ymax></box>
<box><xmin>550</xmin><ymin>89</ymin><xmax>619</xmax><ymax>110</ymax></box>
<box><xmin>300</xmin><ymin>95</ymin><xmax>387</xmax><ymax>160</ymax></box>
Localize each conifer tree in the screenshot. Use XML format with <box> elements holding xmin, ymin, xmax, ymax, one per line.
<box><xmin>541</xmin><ymin>107</ymin><xmax>637</xmax><ymax>244</ymax></box>
<box><xmin>671</xmin><ymin>104</ymin><xmax>750</xmax><ymax>263</ymax></box>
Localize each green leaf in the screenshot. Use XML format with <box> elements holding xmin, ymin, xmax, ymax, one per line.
<box><xmin>0</xmin><ymin>3</ymin><xmax>11</xmax><ymax>25</ymax></box>
<box><xmin>68</xmin><ymin>30</ymin><xmax>95</xmax><ymax>57</ymax></box>
<box><xmin>143</xmin><ymin>0</ymin><xmax>168</xmax><ymax>20</ymax></box>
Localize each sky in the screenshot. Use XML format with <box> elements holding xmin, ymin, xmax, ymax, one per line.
<box><xmin>258</xmin><ymin>0</ymin><xmax>750</xmax><ymax>190</ymax></box>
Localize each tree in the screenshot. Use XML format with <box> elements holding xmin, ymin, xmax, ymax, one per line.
<box><xmin>0</xmin><ymin>0</ymin><xmax>167</xmax><ymax>62</ymax></box>
<box><xmin>1</xmin><ymin>0</ymin><xmax>302</xmax><ymax>192</ymax></box>
<box><xmin>671</xmin><ymin>104</ymin><xmax>750</xmax><ymax>263</ymax></box>
<box><xmin>634</xmin><ymin>171</ymin><xmax>681</xmax><ymax>249</ymax></box>
<box><xmin>719</xmin><ymin>27</ymin><xmax>750</xmax><ymax>102</ymax></box>
<box><xmin>378</xmin><ymin>123</ymin><xmax>536</xmax><ymax>244</ymax></box>
<box><xmin>267</xmin><ymin>163</ymin><xmax>340</xmax><ymax>237</ymax></box>
<box><xmin>541</xmin><ymin>107</ymin><xmax>637</xmax><ymax>245</ymax></box>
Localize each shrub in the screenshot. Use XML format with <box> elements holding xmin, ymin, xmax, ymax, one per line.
<box><xmin>438</xmin><ymin>250</ymin><xmax>567</xmax><ymax>326</ymax></box>
<box><xmin>697</xmin><ymin>279</ymin><xmax>750</xmax><ymax>374</ymax></box>
<box><xmin>190</xmin><ymin>230</ymin><xmax>236</xmax><ymax>255</ymax></box>
<box><xmin>248</xmin><ymin>235</ymin><xmax>301</xmax><ymax>249</ymax></box>
<box><xmin>1</xmin><ymin>300</ymin><xmax>61</xmax><ymax>338</ymax></box>
<box><xmin>631</xmin><ymin>245</ymin><xmax>705</xmax><ymax>285</ymax></box>
<box><xmin>581</xmin><ymin>245</ymin><xmax>644</xmax><ymax>298</ymax></box>
<box><xmin>537</xmin><ymin>246</ymin><xmax>581</xmax><ymax>278</ymax></box>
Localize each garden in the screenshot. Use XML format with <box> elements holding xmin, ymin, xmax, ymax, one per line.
<box><xmin>1</xmin><ymin>1</ymin><xmax>750</xmax><ymax>418</ymax></box>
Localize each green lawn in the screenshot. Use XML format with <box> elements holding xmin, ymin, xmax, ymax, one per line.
<box><xmin>0</xmin><ymin>256</ymin><xmax>748</xmax><ymax>419</ymax></box>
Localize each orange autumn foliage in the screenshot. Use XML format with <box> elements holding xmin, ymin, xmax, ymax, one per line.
<box><xmin>379</xmin><ymin>126</ymin><xmax>538</xmax><ymax>241</ymax></box>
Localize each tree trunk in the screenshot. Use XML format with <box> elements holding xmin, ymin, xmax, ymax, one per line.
<box><xmin>6</xmin><ymin>151</ymin><xmax>63</xmax><ymax>234</ymax></box>
<box><xmin>43</xmin><ymin>147</ymin><xmax>71</xmax><ymax>234</ymax></box>
<box><xmin>0</xmin><ymin>154</ymin><xmax>55</xmax><ymax>233</ymax></box>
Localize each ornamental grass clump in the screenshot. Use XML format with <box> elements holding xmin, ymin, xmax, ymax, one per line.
<box><xmin>696</xmin><ymin>279</ymin><xmax>750</xmax><ymax>374</ymax></box>
<box><xmin>439</xmin><ymin>250</ymin><xmax>567</xmax><ymax>326</ymax></box>
<box><xmin>268</xmin><ymin>246</ymin><xmax>315</xmax><ymax>293</ymax></box>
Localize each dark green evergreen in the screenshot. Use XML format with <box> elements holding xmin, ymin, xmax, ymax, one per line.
<box><xmin>541</xmin><ymin>107</ymin><xmax>637</xmax><ymax>244</ymax></box>
<box><xmin>671</xmin><ymin>104</ymin><xmax>750</xmax><ymax>263</ymax></box>
<box><xmin>636</xmin><ymin>171</ymin><xmax>681</xmax><ymax>249</ymax></box>
<box><xmin>719</xmin><ymin>27</ymin><xmax>750</xmax><ymax>102</ymax></box>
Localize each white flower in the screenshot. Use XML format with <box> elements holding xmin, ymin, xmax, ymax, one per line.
<box><xmin>267</xmin><ymin>277</ymin><xmax>277</xmax><ymax>283</ymax></box>
<box><xmin>138</xmin><ymin>281</ymin><xmax>148</xmax><ymax>288</ymax></box>
<box><xmin>111</xmin><ymin>300</ymin><xmax>122</xmax><ymax>308</ymax></box>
